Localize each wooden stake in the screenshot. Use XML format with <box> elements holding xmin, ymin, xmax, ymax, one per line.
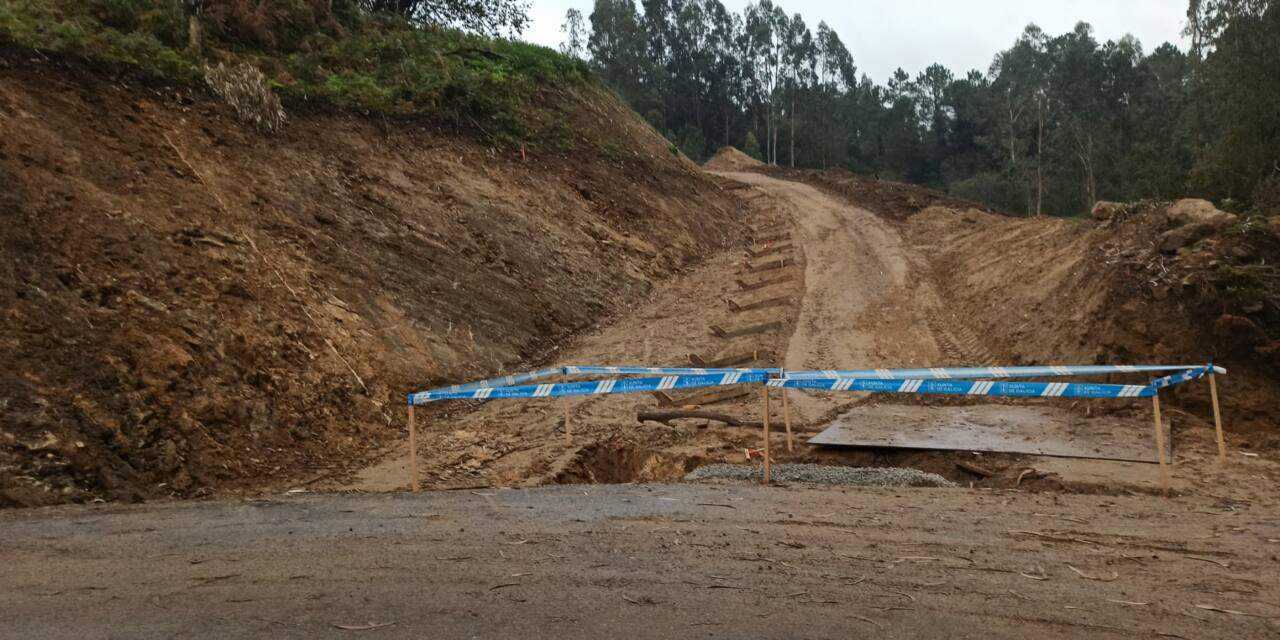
<box><xmin>1152</xmin><ymin>395</ymin><xmax>1169</xmax><ymax>494</ymax></box>
<box><xmin>782</xmin><ymin>389</ymin><xmax>794</xmax><ymax>452</ymax></box>
<box><xmin>563</xmin><ymin>398</ymin><xmax>572</xmax><ymax>446</ymax></box>
<box><xmin>761</xmin><ymin>388</ymin><xmax>772</xmax><ymax>485</ymax></box>
<box><xmin>408</xmin><ymin>404</ymin><xmax>419</xmax><ymax>494</ymax></box>
<box><xmin>1209</xmin><ymin>372</ymin><xmax>1227</xmax><ymax>463</ymax></box>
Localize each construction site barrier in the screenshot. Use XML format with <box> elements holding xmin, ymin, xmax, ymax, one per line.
<box><xmin>411</xmin><ymin>371</ymin><xmax>770</xmax><ymax>404</ymax></box>
<box><xmin>782</xmin><ymin>364</ymin><xmax>1226</xmax><ymax>380</ymax></box>
<box><xmin>769</xmin><ymin>377</ymin><xmax>1156</xmax><ymax>399</ymax></box>
<box><xmin>420</xmin><ymin>366</ymin><xmax>779</xmax><ymax>397</ymax></box>
<box><xmin>405</xmin><ymin>362</ymin><xmax>1227</xmax><ymax>493</ymax></box>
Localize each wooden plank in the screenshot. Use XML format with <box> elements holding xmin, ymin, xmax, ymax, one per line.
<box><xmin>1153</xmin><ymin>395</ymin><xmax>1170</xmax><ymax>494</ymax></box>
<box><xmin>762</xmin><ymin>388</ymin><xmax>772</xmax><ymax>485</ymax></box>
<box><xmin>710</xmin><ymin>320</ymin><xmax>785</xmax><ymax>340</ymax></box>
<box><xmin>739</xmin><ymin>257</ymin><xmax>793</xmax><ymax>274</ymax></box>
<box><xmin>736</xmin><ymin>274</ymin><xmax>794</xmax><ymax>292</ymax></box>
<box><xmin>746</xmin><ymin>243</ymin><xmax>794</xmax><ymax>258</ymax></box>
<box><xmin>688</xmin><ymin>350</ymin><xmax>772</xmax><ymax>368</ymax></box>
<box><xmin>727</xmin><ymin>295</ymin><xmax>793</xmax><ymax>314</ymax></box>
<box><xmin>563</xmin><ymin>398</ymin><xmax>572</xmax><ymax>446</ymax></box>
<box><xmin>749</xmin><ymin>222</ymin><xmax>787</xmax><ymax>234</ymax></box>
<box><xmin>751</xmin><ymin>232</ymin><xmax>788</xmax><ymax>244</ymax></box>
<box><xmin>782</xmin><ymin>389</ymin><xmax>793</xmax><ymax>452</ymax></box>
<box><xmin>1209</xmin><ymin>372</ymin><xmax>1227</xmax><ymax>463</ymax></box>
<box><xmin>408</xmin><ymin>405</ymin><xmax>418</xmax><ymax>493</ymax></box>
<box><xmin>651</xmin><ymin>391</ymin><xmax>677</xmax><ymax>407</ymax></box>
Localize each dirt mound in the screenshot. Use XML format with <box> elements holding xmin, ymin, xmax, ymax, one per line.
<box><xmin>909</xmin><ymin>203</ymin><xmax>1280</xmax><ymax>442</ymax></box>
<box><xmin>0</xmin><ymin>53</ymin><xmax>744</xmax><ymax>507</ymax></box>
<box><xmin>704</xmin><ymin>146</ymin><xmax>764</xmax><ymax>172</ymax></box>
<box><xmin>764</xmin><ymin>167</ymin><xmax>1001</xmax><ymax>220</ymax></box>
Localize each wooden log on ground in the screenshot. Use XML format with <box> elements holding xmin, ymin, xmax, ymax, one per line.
<box><xmin>746</xmin><ymin>243</ymin><xmax>794</xmax><ymax>258</ymax></box>
<box><xmin>751</xmin><ymin>232</ymin><xmax>789</xmax><ymax>244</ymax></box>
<box><xmin>727</xmin><ymin>295</ymin><xmax>793</xmax><ymax>314</ymax></box>
<box><xmin>651</xmin><ymin>391</ymin><xmax>677</xmax><ymax>407</ymax></box>
<box><xmin>739</xmin><ymin>257</ymin><xmax>793</xmax><ymax>274</ymax></box>
<box><xmin>637</xmin><ymin>410</ymin><xmax>822</xmax><ymax>432</ymax></box>
<box><xmin>750</xmin><ymin>222</ymin><xmax>787</xmax><ymax>234</ymax></box>
<box><xmin>638</xmin><ymin>410</ymin><xmax>761</xmax><ymax>428</ymax></box>
<box><xmin>955</xmin><ymin>460</ymin><xmax>995</xmax><ymax>478</ymax></box>
<box><xmin>710</xmin><ymin>320</ymin><xmax>785</xmax><ymax>339</ymax></box>
<box><xmin>688</xmin><ymin>350</ymin><xmax>772</xmax><ymax>368</ymax></box>
<box><xmin>736</xmin><ymin>274</ymin><xmax>794</xmax><ymax>292</ymax></box>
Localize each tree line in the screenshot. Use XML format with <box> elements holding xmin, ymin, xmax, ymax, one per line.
<box><xmin>561</xmin><ymin>0</ymin><xmax>1280</xmax><ymax>216</ymax></box>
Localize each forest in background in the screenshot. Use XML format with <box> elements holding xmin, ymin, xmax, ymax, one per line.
<box><xmin>561</xmin><ymin>0</ymin><xmax>1280</xmax><ymax>217</ymax></box>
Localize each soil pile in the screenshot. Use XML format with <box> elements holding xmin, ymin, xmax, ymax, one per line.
<box><xmin>705</xmin><ymin>146</ymin><xmax>764</xmax><ymax>172</ymax></box>
<box><xmin>0</xmin><ymin>53</ymin><xmax>743</xmax><ymax>507</ymax></box>
<box><xmin>763</xmin><ymin>166</ymin><xmax>996</xmax><ymax>220</ymax></box>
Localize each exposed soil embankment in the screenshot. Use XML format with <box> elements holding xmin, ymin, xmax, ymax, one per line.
<box><xmin>761</xmin><ymin>165</ymin><xmax>997</xmax><ymax>221</ymax></box>
<box><xmin>0</xmin><ymin>54</ymin><xmax>743</xmax><ymax>506</ymax></box>
<box><xmin>764</xmin><ymin>165</ymin><xmax>1279</xmax><ymax>444</ymax></box>
<box><xmin>909</xmin><ymin>204</ymin><xmax>1280</xmax><ymax>442</ymax></box>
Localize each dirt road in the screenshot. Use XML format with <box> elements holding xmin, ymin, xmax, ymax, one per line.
<box><xmin>715</xmin><ymin>171</ymin><xmax>951</xmax><ymax>423</ymax></box>
<box><xmin>4</xmin><ymin>484</ymin><xmax>1277</xmax><ymax>639</ymax></box>
<box><xmin>6</xmin><ymin>170</ymin><xmax>1280</xmax><ymax>639</ymax></box>
<box><xmin>335</xmin><ymin>170</ymin><xmax>1252</xmax><ymax>495</ymax></box>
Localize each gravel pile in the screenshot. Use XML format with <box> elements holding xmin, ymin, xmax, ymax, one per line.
<box><xmin>685</xmin><ymin>463</ymin><xmax>956</xmax><ymax>488</ymax></box>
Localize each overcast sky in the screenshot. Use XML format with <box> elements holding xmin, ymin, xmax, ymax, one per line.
<box><xmin>523</xmin><ymin>0</ymin><xmax>1190</xmax><ymax>82</ymax></box>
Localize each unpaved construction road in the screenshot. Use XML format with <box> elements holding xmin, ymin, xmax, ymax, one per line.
<box><xmin>341</xmin><ymin>170</ymin><xmax>1193</xmax><ymax>493</ymax></box>
<box><xmin>6</xmin><ymin>171</ymin><xmax>1280</xmax><ymax>638</ymax></box>
<box><xmin>3</xmin><ymin>484</ymin><xmax>1277</xmax><ymax>639</ymax></box>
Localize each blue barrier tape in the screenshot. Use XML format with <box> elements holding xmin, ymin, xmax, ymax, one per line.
<box><xmin>563</xmin><ymin>366</ymin><xmax>781</xmax><ymax>376</ymax></box>
<box><xmin>410</xmin><ymin>363</ymin><xmax>1225</xmax><ymax>405</ymax></box>
<box><xmin>411</xmin><ymin>371</ymin><xmax>771</xmax><ymax>405</ymax></box>
<box><xmin>781</xmin><ymin>364</ymin><xmax>1225</xmax><ymax>381</ymax></box>
<box><xmin>767</xmin><ymin>377</ymin><xmax>1155</xmax><ymax>399</ymax></box>
<box><xmin>431</xmin><ymin>367</ymin><xmax>566</xmax><ymax>395</ymax></box>
<box><xmin>1150</xmin><ymin>365</ymin><xmax>1212</xmax><ymax>390</ymax></box>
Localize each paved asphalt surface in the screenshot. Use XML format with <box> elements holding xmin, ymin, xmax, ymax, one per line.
<box><xmin>3</xmin><ymin>483</ymin><xmax>1278</xmax><ymax>639</ymax></box>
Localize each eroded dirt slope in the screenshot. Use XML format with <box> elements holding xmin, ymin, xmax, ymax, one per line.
<box><xmin>908</xmin><ymin>205</ymin><xmax>1280</xmax><ymax>444</ymax></box>
<box><xmin>0</xmin><ymin>53</ymin><xmax>743</xmax><ymax>507</ymax></box>
<box><xmin>768</xmin><ymin>165</ymin><xmax>1280</xmax><ymax>445</ymax></box>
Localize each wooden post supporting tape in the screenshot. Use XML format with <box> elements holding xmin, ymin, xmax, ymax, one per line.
<box><xmin>408</xmin><ymin>404</ymin><xmax>419</xmax><ymax>493</ymax></box>
<box><xmin>1152</xmin><ymin>395</ymin><xmax>1170</xmax><ymax>494</ymax></box>
<box><xmin>761</xmin><ymin>388</ymin><xmax>772</xmax><ymax>485</ymax></box>
<box><xmin>564</xmin><ymin>398</ymin><xmax>572</xmax><ymax>446</ymax></box>
<box><xmin>1209</xmin><ymin>372</ymin><xmax>1227</xmax><ymax>463</ymax></box>
<box><xmin>783</xmin><ymin>389</ymin><xmax>793</xmax><ymax>452</ymax></box>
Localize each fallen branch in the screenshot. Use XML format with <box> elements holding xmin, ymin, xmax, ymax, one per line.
<box><xmin>638</xmin><ymin>410</ymin><xmax>760</xmax><ymax>428</ymax></box>
<box><xmin>1067</xmin><ymin>565</ymin><xmax>1119</xmax><ymax>582</ymax></box>
<box><xmin>638</xmin><ymin>410</ymin><xmax>820</xmax><ymax>432</ymax></box>
<box><xmin>955</xmin><ymin>460</ymin><xmax>995</xmax><ymax>478</ymax></box>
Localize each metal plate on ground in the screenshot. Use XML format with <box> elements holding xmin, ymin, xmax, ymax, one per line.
<box><xmin>808</xmin><ymin>404</ymin><xmax>1162</xmax><ymax>463</ymax></box>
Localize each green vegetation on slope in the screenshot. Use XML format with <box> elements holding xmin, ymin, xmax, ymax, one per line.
<box><xmin>569</xmin><ymin>0</ymin><xmax>1280</xmax><ymax>216</ymax></box>
<box><xmin>0</xmin><ymin>0</ymin><xmax>591</xmax><ymax>143</ymax></box>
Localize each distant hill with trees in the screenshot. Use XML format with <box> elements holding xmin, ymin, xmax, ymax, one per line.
<box><xmin>564</xmin><ymin>0</ymin><xmax>1280</xmax><ymax>217</ymax></box>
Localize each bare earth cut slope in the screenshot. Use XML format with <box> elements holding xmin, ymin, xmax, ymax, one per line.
<box><xmin>766</xmin><ymin>165</ymin><xmax>1280</xmax><ymax>443</ymax></box>
<box><xmin>0</xmin><ymin>54</ymin><xmax>743</xmax><ymax>507</ymax></box>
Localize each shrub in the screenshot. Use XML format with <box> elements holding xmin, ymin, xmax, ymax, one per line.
<box><xmin>204</xmin><ymin>61</ymin><xmax>288</xmax><ymax>132</ymax></box>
